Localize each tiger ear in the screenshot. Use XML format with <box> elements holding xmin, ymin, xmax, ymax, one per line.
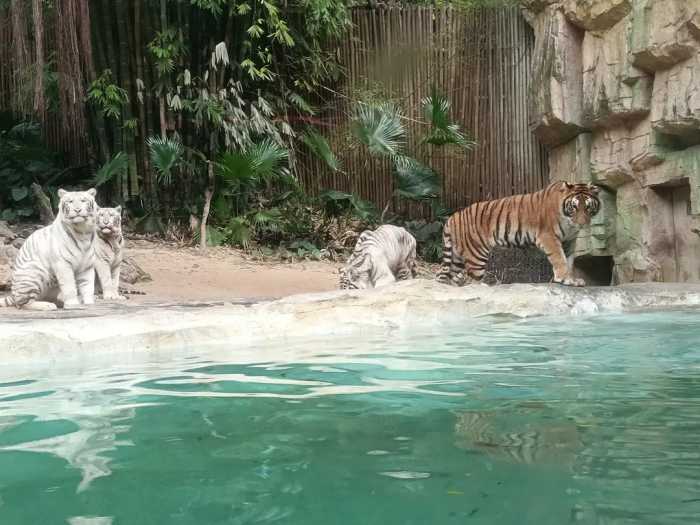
<box><xmin>115</xmin><ymin>205</ymin><xmax>122</xmax><ymax>214</ymax></box>
<box><xmin>58</xmin><ymin>189</ymin><xmax>67</xmax><ymax>198</ymax></box>
<box><xmin>588</xmin><ymin>184</ymin><xmax>600</xmax><ymax>195</ymax></box>
<box><xmin>86</xmin><ymin>188</ymin><xmax>97</xmax><ymax>197</ymax></box>
<box><xmin>560</xmin><ymin>182</ymin><xmax>574</xmax><ymax>191</ymax></box>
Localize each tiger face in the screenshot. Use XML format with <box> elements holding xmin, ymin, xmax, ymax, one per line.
<box><xmin>96</xmin><ymin>206</ymin><xmax>123</xmax><ymax>238</ymax></box>
<box><xmin>58</xmin><ymin>188</ymin><xmax>97</xmax><ymax>232</ymax></box>
<box><xmin>338</xmin><ymin>257</ymin><xmax>372</xmax><ymax>290</ymax></box>
<box><xmin>561</xmin><ymin>183</ymin><xmax>600</xmax><ymax>226</ymax></box>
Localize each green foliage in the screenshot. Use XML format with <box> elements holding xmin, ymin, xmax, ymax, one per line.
<box><xmin>403</xmin><ymin>220</ymin><xmax>444</xmax><ymax>263</ymax></box>
<box><xmin>0</xmin><ymin>118</ymin><xmax>65</xmax><ymax>221</ymax></box>
<box><xmin>146</xmin><ymin>137</ymin><xmax>184</xmax><ymax>184</ymax></box>
<box><xmin>301</xmin><ymin>129</ymin><xmax>340</xmax><ymax>172</ymax></box>
<box><xmin>88</xmin><ymin>70</ymin><xmax>129</xmax><ymax>119</ymax></box>
<box><xmin>394</xmin><ymin>161</ymin><xmax>441</xmax><ymax>202</ymax></box>
<box><xmin>421</xmin><ymin>86</ymin><xmax>477</xmax><ymax>150</ymax></box>
<box><xmin>350</xmin><ymin>102</ymin><xmax>406</xmax><ymax>157</ymax></box>
<box><xmin>148</xmin><ymin>29</ymin><xmax>186</xmax><ymax>76</ymax></box>
<box><xmin>93</xmin><ymin>152</ymin><xmax>129</xmax><ymax>187</ymax></box>
<box><xmin>319</xmin><ymin>190</ymin><xmax>378</xmax><ymax>222</ymax></box>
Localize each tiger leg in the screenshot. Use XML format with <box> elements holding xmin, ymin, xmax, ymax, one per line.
<box><xmin>538</xmin><ymin>234</ymin><xmax>584</xmax><ymax>287</ymax></box>
<box><xmin>437</xmin><ymin>225</ymin><xmax>464</xmax><ymax>286</ymax></box>
<box><xmin>3</xmin><ymin>275</ymin><xmax>57</xmax><ymax>310</ymax></box>
<box><xmin>54</xmin><ymin>262</ymin><xmax>83</xmax><ymax>309</ymax></box>
<box><xmin>76</xmin><ymin>267</ymin><xmax>96</xmax><ymax>306</ymax></box>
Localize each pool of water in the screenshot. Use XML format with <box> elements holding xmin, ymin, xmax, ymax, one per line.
<box><xmin>1</xmin><ymin>310</ymin><xmax>700</xmax><ymax>524</ymax></box>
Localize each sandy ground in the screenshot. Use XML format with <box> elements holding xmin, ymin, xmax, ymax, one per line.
<box><xmin>126</xmin><ymin>239</ymin><xmax>340</xmax><ymax>302</ymax></box>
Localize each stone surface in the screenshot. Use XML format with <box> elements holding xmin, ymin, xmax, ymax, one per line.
<box><xmin>535</xmin><ymin>0</ymin><xmax>700</xmax><ymax>285</ymax></box>
<box><xmin>563</xmin><ymin>0</ymin><xmax>632</xmax><ymax>31</ymax></box>
<box><xmin>630</xmin><ymin>0</ymin><xmax>700</xmax><ymax>72</ymax></box>
<box><xmin>0</xmin><ymin>221</ymin><xmax>15</xmax><ymax>244</ymax></box>
<box><xmin>548</xmin><ymin>133</ymin><xmax>592</xmax><ymax>182</ymax></box>
<box><xmin>529</xmin><ymin>8</ymin><xmax>587</xmax><ymax>147</ymax></box>
<box><xmin>0</xmin><ymin>244</ymin><xmax>18</xmax><ymax>291</ymax></box>
<box><xmin>651</xmin><ymin>53</ymin><xmax>700</xmax><ymax>143</ymax></box>
<box><xmin>2</xmin><ymin>279</ymin><xmax>700</xmax><ymax>358</ymax></box>
<box><xmin>582</xmin><ymin>19</ymin><xmax>652</xmax><ymax>128</ymax></box>
<box><xmin>590</xmin><ymin>127</ymin><xmax>635</xmax><ymax>188</ymax></box>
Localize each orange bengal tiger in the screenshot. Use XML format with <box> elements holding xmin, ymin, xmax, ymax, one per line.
<box><xmin>436</xmin><ymin>182</ymin><xmax>601</xmax><ymax>287</ymax></box>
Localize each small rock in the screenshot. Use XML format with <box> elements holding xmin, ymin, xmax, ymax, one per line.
<box><xmin>0</xmin><ymin>244</ymin><xmax>18</xmax><ymax>291</ymax></box>
<box><xmin>0</xmin><ymin>221</ymin><xmax>15</xmax><ymax>244</ymax></box>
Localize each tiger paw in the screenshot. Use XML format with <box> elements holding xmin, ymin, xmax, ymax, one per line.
<box><xmin>103</xmin><ymin>292</ymin><xmax>127</xmax><ymax>302</ymax></box>
<box><xmin>554</xmin><ymin>276</ymin><xmax>585</xmax><ymax>287</ymax></box>
<box><xmin>63</xmin><ymin>298</ymin><xmax>86</xmax><ymax>310</ymax></box>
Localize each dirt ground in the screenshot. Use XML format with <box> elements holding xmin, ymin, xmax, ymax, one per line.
<box><xmin>126</xmin><ymin>239</ymin><xmax>340</xmax><ymax>302</ymax></box>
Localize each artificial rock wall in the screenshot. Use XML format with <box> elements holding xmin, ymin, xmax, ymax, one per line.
<box><xmin>523</xmin><ymin>0</ymin><xmax>700</xmax><ymax>284</ymax></box>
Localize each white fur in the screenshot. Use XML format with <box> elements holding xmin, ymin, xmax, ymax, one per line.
<box><xmin>94</xmin><ymin>206</ymin><xmax>125</xmax><ymax>301</ymax></box>
<box><xmin>1</xmin><ymin>188</ymin><xmax>98</xmax><ymax>310</ymax></box>
<box><xmin>340</xmin><ymin>225</ymin><xmax>417</xmax><ymax>289</ymax></box>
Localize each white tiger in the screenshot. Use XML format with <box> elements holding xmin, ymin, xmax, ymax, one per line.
<box><xmin>1</xmin><ymin>188</ymin><xmax>98</xmax><ymax>310</ymax></box>
<box><xmin>94</xmin><ymin>206</ymin><xmax>125</xmax><ymax>301</ymax></box>
<box><xmin>339</xmin><ymin>224</ymin><xmax>417</xmax><ymax>289</ymax></box>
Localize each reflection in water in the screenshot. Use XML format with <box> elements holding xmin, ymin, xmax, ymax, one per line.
<box><xmin>0</xmin><ymin>310</ymin><xmax>699</xmax><ymax>524</ymax></box>
<box><xmin>454</xmin><ymin>408</ymin><xmax>581</xmax><ymax>467</ymax></box>
<box><xmin>0</xmin><ymin>383</ymin><xmax>141</xmax><ymax>493</ymax></box>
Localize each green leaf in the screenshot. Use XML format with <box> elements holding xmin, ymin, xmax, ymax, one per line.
<box><xmin>301</xmin><ymin>130</ymin><xmax>340</xmax><ymax>172</ymax></box>
<box><xmin>146</xmin><ymin>136</ymin><xmax>183</xmax><ymax>184</ymax></box>
<box><xmin>94</xmin><ymin>152</ymin><xmax>129</xmax><ymax>187</ymax></box>
<box><xmin>11</xmin><ymin>186</ymin><xmax>29</xmax><ymax>201</ymax></box>
<box><xmin>420</xmin><ymin>86</ymin><xmax>477</xmax><ymax>150</ymax></box>
<box><xmin>1</xmin><ymin>209</ymin><xmax>17</xmax><ymax>221</ymax></box>
<box><xmin>394</xmin><ymin>160</ymin><xmax>441</xmax><ymax>202</ymax></box>
<box><xmin>351</xmin><ymin>102</ymin><xmax>406</xmax><ymax>157</ymax></box>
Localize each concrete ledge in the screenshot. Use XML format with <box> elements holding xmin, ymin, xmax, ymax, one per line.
<box><xmin>1</xmin><ymin>280</ymin><xmax>699</xmax><ymax>361</ymax></box>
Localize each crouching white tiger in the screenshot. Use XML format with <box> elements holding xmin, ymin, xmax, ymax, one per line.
<box><xmin>1</xmin><ymin>188</ymin><xmax>98</xmax><ymax>310</ymax></box>
<box><xmin>339</xmin><ymin>224</ymin><xmax>417</xmax><ymax>290</ymax></box>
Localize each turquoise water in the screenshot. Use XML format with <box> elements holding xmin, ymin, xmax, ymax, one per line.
<box><xmin>1</xmin><ymin>311</ymin><xmax>700</xmax><ymax>525</ymax></box>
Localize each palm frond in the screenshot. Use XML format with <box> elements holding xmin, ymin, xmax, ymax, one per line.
<box><xmin>421</xmin><ymin>86</ymin><xmax>477</xmax><ymax>150</ymax></box>
<box><xmin>246</xmin><ymin>138</ymin><xmax>289</xmax><ymax>180</ymax></box>
<box><xmin>146</xmin><ymin>136</ymin><xmax>183</xmax><ymax>184</ymax></box>
<box><xmin>350</xmin><ymin>102</ymin><xmax>406</xmax><ymax>157</ymax></box>
<box><xmin>394</xmin><ymin>159</ymin><xmax>441</xmax><ymax>202</ymax></box>
<box><xmin>301</xmin><ymin>130</ymin><xmax>340</xmax><ymax>172</ymax></box>
<box><xmin>93</xmin><ymin>152</ymin><xmax>129</xmax><ymax>187</ymax></box>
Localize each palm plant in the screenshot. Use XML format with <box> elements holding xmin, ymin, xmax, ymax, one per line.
<box><xmin>93</xmin><ymin>152</ymin><xmax>129</xmax><ymax>188</ymax></box>
<box><xmin>421</xmin><ymin>86</ymin><xmax>477</xmax><ymax>150</ymax></box>
<box><xmin>146</xmin><ymin>136</ymin><xmax>184</xmax><ymax>185</ymax></box>
<box><xmin>301</xmin><ymin>130</ymin><xmax>341</xmax><ymax>172</ymax></box>
<box><xmin>210</xmin><ymin>139</ymin><xmax>292</xmax><ymax>248</ymax></box>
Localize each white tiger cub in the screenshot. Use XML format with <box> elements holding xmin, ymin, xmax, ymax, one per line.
<box><xmin>1</xmin><ymin>188</ymin><xmax>98</xmax><ymax>310</ymax></box>
<box><xmin>94</xmin><ymin>206</ymin><xmax>125</xmax><ymax>301</ymax></box>
<box><xmin>339</xmin><ymin>224</ymin><xmax>417</xmax><ymax>289</ymax></box>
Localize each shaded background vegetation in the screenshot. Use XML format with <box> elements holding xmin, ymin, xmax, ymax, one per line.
<box><xmin>0</xmin><ymin>0</ymin><xmax>526</xmax><ymax>260</ymax></box>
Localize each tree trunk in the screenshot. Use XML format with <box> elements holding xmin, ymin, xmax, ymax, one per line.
<box><xmin>199</xmin><ymin>161</ymin><xmax>215</xmax><ymax>253</ymax></box>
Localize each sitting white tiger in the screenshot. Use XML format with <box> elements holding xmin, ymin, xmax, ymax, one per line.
<box><xmin>339</xmin><ymin>224</ymin><xmax>417</xmax><ymax>289</ymax></box>
<box><xmin>94</xmin><ymin>206</ymin><xmax>125</xmax><ymax>301</ymax></box>
<box><xmin>1</xmin><ymin>188</ymin><xmax>98</xmax><ymax>310</ymax></box>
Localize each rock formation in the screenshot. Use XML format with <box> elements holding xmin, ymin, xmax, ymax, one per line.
<box><xmin>525</xmin><ymin>0</ymin><xmax>700</xmax><ymax>283</ymax></box>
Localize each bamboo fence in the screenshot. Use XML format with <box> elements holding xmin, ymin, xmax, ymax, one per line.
<box><xmin>297</xmin><ymin>6</ymin><xmax>549</xmax><ymax>219</ymax></box>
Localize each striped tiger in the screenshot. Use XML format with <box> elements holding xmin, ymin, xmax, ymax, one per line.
<box><xmin>1</xmin><ymin>188</ymin><xmax>98</xmax><ymax>310</ymax></box>
<box><xmin>94</xmin><ymin>206</ymin><xmax>126</xmax><ymax>301</ymax></box>
<box><xmin>437</xmin><ymin>182</ymin><xmax>601</xmax><ymax>287</ymax></box>
<box><xmin>339</xmin><ymin>224</ymin><xmax>417</xmax><ymax>290</ymax></box>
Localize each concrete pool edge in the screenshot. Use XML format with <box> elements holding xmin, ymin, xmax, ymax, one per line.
<box><xmin>1</xmin><ymin>280</ymin><xmax>699</xmax><ymax>361</ymax></box>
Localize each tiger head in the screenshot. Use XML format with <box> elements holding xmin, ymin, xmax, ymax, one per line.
<box><xmin>96</xmin><ymin>206</ymin><xmax>123</xmax><ymax>239</ymax></box>
<box><xmin>58</xmin><ymin>188</ymin><xmax>98</xmax><ymax>233</ymax></box>
<box><xmin>560</xmin><ymin>183</ymin><xmax>600</xmax><ymax>226</ymax></box>
<box><xmin>338</xmin><ymin>254</ymin><xmax>372</xmax><ymax>290</ymax></box>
